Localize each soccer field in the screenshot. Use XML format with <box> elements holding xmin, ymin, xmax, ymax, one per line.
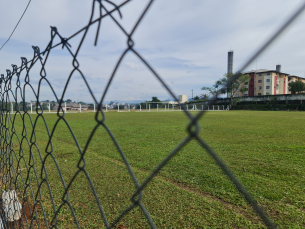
<box><xmin>6</xmin><ymin>111</ymin><xmax>305</xmax><ymax>228</ymax></box>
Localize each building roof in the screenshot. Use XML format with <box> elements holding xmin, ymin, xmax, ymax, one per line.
<box><xmin>243</xmin><ymin>69</ymin><xmax>289</xmax><ymax>75</ymax></box>
<box><xmin>288</xmin><ymin>75</ymin><xmax>305</xmax><ymax>80</ymax></box>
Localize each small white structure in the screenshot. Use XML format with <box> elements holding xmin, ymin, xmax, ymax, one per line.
<box><xmin>179</xmin><ymin>95</ymin><xmax>188</xmax><ymax>103</ymax></box>
<box><xmin>2</xmin><ymin>190</ymin><xmax>22</xmax><ymax>222</ymax></box>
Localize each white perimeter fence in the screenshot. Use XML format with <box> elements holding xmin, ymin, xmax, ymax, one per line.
<box><xmin>9</xmin><ymin>102</ymin><xmax>230</xmax><ymax>114</ymax></box>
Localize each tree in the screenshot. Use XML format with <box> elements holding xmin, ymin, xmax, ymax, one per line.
<box><xmin>288</xmin><ymin>81</ymin><xmax>305</xmax><ymax>94</ymax></box>
<box><xmin>224</xmin><ymin>73</ymin><xmax>250</xmax><ymax>103</ymax></box>
<box><xmin>150</xmin><ymin>97</ymin><xmax>161</xmax><ymax>108</ymax></box>
<box><xmin>137</xmin><ymin>102</ymin><xmax>146</xmax><ymax>109</ymax></box>
<box><xmin>113</xmin><ymin>105</ymin><xmax>124</xmax><ymax>110</ymax></box>
<box><xmin>193</xmin><ymin>95</ymin><xmax>200</xmax><ymax>100</ymax></box>
<box><xmin>202</xmin><ymin>73</ymin><xmax>250</xmax><ymax>106</ymax></box>
<box><xmin>200</xmin><ymin>93</ymin><xmax>209</xmax><ymax>100</ymax></box>
<box><xmin>41</xmin><ymin>103</ymin><xmax>48</xmax><ymax>111</ymax></box>
<box><xmin>201</xmin><ymin>78</ymin><xmax>225</xmax><ymax>98</ymax></box>
<box><xmin>151</xmin><ymin>97</ymin><xmax>161</xmax><ymax>102</ymax></box>
<box><xmin>66</xmin><ymin>99</ymin><xmax>72</xmax><ymax>103</ymax></box>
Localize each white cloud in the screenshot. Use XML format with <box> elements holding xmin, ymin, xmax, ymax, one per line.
<box><xmin>124</xmin><ymin>62</ymin><xmax>141</xmax><ymax>70</ymax></box>
<box><xmin>1</xmin><ymin>0</ymin><xmax>305</xmax><ymax>102</ymax></box>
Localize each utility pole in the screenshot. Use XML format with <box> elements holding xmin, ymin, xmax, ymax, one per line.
<box><xmin>192</xmin><ymin>89</ymin><xmax>193</xmax><ymax>101</ymax></box>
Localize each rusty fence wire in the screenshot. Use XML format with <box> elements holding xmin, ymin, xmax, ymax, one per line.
<box><xmin>0</xmin><ymin>0</ymin><xmax>305</xmax><ymax>228</ymax></box>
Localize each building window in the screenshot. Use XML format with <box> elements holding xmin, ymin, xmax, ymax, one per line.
<box><xmin>236</xmin><ymin>94</ymin><xmax>239</xmax><ymax>97</ymax></box>
<box><xmin>250</xmin><ymin>85</ymin><xmax>253</xmax><ymax>87</ymax></box>
<box><xmin>266</xmin><ymin>93</ymin><xmax>270</xmax><ymax>95</ymax></box>
<box><xmin>258</xmin><ymin>86</ymin><xmax>262</xmax><ymax>90</ymax></box>
<box><xmin>244</xmin><ymin>94</ymin><xmax>248</xmax><ymax>96</ymax></box>
<box><xmin>258</xmin><ymin>80</ymin><xmax>262</xmax><ymax>83</ymax></box>
<box><xmin>266</xmin><ymin>79</ymin><xmax>270</xmax><ymax>82</ymax></box>
<box><xmin>259</xmin><ymin>73</ymin><xmax>262</xmax><ymax>76</ymax></box>
<box><xmin>267</xmin><ymin>72</ymin><xmax>271</xmax><ymax>75</ymax></box>
<box><xmin>266</xmin><ymin>86</ymin><xmax>270</xmax><ymax>89</ymax></box>
<box><xmin>258</xmin><ymin>93</ymin><xmax>261</xmax><ymax>96</ymax></box>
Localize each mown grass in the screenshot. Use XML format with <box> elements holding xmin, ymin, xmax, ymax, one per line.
<box><xmin>4</xmin><ymin>110</ymin><xmax>305</xmax><ymax>228</ymax></box>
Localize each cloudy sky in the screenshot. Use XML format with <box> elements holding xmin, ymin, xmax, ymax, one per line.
<box><xmin>1</xmin><ymin>0</ymin><xmax>305</xmax><ymax>103</ymax></box>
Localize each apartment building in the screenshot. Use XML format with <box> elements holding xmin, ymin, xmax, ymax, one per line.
<box><xmin>287</xmin><ymin>75</ymin><xmax>305</xmax><ymax>94</ymax></box>
<box><xmin>233</xmin><ymin>67</ymin><xmax>305</xmax><ymax>97</ymax></box>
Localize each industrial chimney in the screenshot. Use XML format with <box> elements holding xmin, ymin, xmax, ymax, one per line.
<box><xmin>227</xmin><ymin>50</ymin><xmax>234</xmax><ymax>98</ymax></box>
<box><xmin>276</xmin><ymin>64</ymin><xmax>281</xmax><ymax>72</ymax></box>
<box><xmin>227</xmin><ymin>51</ymin><xmax>234</xmax><ymax>75</ymax></box>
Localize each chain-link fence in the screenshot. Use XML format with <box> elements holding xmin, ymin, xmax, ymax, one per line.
<box><xmin>1</xmin><ymin>0</ymin><xmax>305</xmax><ymax>228</ymax></box>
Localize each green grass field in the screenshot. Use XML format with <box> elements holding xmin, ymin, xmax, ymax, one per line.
<box><xmin>4</xmin><ymin>110</ymin><xmax>305</xmax><ymax>228</ymax></box>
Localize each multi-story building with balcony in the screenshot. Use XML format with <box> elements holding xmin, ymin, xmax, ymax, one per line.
<box><xmin>234</xmin><ymin>66</ymin><xmax>305</xmax><ymax>97</ymax></box>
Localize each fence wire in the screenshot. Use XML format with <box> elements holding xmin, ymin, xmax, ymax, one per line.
<box><xmin>0</xmin><ymin>0</ymin><xmax>305</xmax><ymax>228</ymax></box>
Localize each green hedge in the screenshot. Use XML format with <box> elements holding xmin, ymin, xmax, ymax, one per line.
<box><xmin>232</xmin><ymin>103</ymin><xmax>305</xmax><ymax>111</ymax></box>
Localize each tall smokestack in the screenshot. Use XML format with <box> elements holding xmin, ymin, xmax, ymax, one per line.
<box><xmin>276</xmin><ymin>64</ymin><xmax>281</xmax><ymax>72</ymax></box>
<box><xmin>227</xmin><ymin>51</ymin><xmax>234</xmax><ymax>75</ymax></box>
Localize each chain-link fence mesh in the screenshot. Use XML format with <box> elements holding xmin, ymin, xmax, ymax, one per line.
<box><xmin>1</xmin><ymin>0</ymin><xmax>305</xmax><ymax>228</ymax></box>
